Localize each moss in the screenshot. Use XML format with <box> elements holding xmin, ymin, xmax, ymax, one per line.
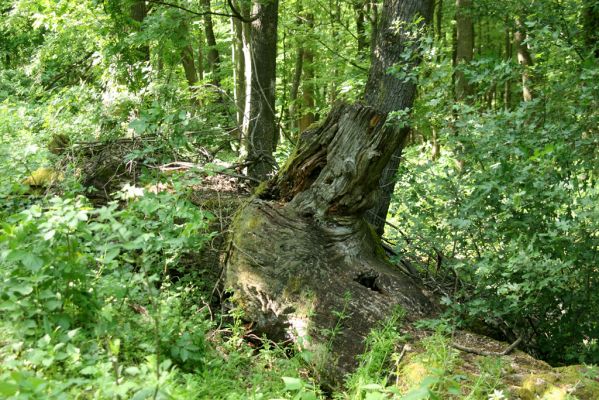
<box><xmin>399</xmin><ymin>359</ymin><xmax>428</xmax><ymax>390</ymax></box>
<box><xmin>366</xmin><ymin>222</ymin><xmax>387</xmax><ymax>258</ymax></box>
<box><xmin>23</xmin><ymin>167</ymin><xmax>62</xmax><ymax>186</ymax></box>
<box><xmin>253</xmin><ymin>180</ymin><xmax>270</xmax><ymax>197</ymax></box>
<box><xmin>237</xmin><ymin>208</ymin><xmax>264</xmax><ymax>233</ymax></box>
<box><xmin>517</xmin><ymin>365</ymin><xmax>599</xmax><ymax>400</ymax></box>
<box><xmin>283</xmin><ymin>275</ymin><xmax>305</xmax><ymax>297</ymax></box>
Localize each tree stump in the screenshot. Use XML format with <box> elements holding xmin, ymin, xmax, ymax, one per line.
<box><xmin>225</xmin><ymin>104</ymin><xmax>434</xmax><ymax>385</ymax></box>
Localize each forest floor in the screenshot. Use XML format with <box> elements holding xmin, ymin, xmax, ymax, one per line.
<box><xmin>2</xmin><ymin>144</ymin><xmax>597</xmax><ymax>399</ymax></box>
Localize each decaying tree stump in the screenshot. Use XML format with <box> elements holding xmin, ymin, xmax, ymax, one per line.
<box><xmin>226</xmin><ymin>104</ymin><xmax>434</xmax><ymax>385</ymax></box>
<box><xmin>225</xmin><ymin>0</ymin><xmax>435</xmax><ymax>386</ymax></box>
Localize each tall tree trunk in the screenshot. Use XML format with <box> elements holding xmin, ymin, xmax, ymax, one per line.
<box><xmin>177</xmin><ymin>17</ymin><xmax>200</xmax><ymax>104</ymax></box>
<box><xmin>367</xmin><ymin>1</ymin><xmax>379</xmax><ymax>56</ymax></box>
<box><xmin>454</xmin><ymin>0</ymin><xmax>474</xmax><ymax>102</ymax></box>
<box><xmin>582</xmin><ymin>0</ymin><xmax>599</xmax><ymax>59</ymax></box>
<box><xmin>181</xmin><ymin>44</ymin><xmax>199</xmax><ymax>104</ymax></box>
<box><xmin>245</xmin><ymin>0</ymin><xmax>280</xmax><ymax>181</ymax></box>
<box><xmin>364</xmin><ymin>0</ymin><xmax>435</xmax><ymax>235</ymax></box>
<box><xmin>201</xmin><ymin>0</ymin><xmax>221</xmax><ymax>85</ymax></box>
<box><xmin>298</xmin><ymin>14</ymin><xmax>315</xmax><ymax>133</ymax></box>
<box><xmin>504</xmin><ymin>22</ymin><xmax>512</xmax><ymax>110</ymax></box>
<box><xmin>231</xmin><ymin>4</ymin><xmax>245</xmax><ymax>132</ymax></box>
<box><xmin>288</xmin><ymin>6</ymin><xmax>304</xmax><ymax>133</ymax></box>
<box><xmin>240</xmin><ymin>2</ymin><xmax>253</xmax><ymax>145</ymax></box>
<box><xmin>130</xmin><ymin>0</ymin><xmax>149</xmax><ymax>61</ymax></box>
<box><xmin>353</xmin><ymin>0</ymin><xmax>368</xmax><ymax>57</ymax></box>
<box><xmin>289</xmin><ymin>47</ymin><xmax>303</xmax><ymax>131</ymax></box>
<box><xmin>435</xmin><ymin>0</ymin><xmax>443</xmax><ymax>39</ymax></box>
<box><xmin>226</xmin><ymin>0</ymin><xmax>435</xmax><ymax>388</ymax></box>
<box><xmin>514</xmin><ymin>17</ymin><xmax>534</xmax><ymax>102</ymax></box>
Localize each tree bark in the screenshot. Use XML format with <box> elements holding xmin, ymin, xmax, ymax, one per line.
<box><xmin>514</xmin><ymin>18</ymin><xmax>534</xmax><ymax>102</ymax></box>
<box><xmin>130</xmin><ymin>0</ymin><xmax>149</xmax><ymax>62</ymax></box>
<box><xmin>454</xmin><ymin>0</ymin><xmax>474</xmax><ymax>102</ymax></box>
<box><xmin>363</xmin><ymin>0</ymin><xmax>435</xmax><ymax>235</ymax></box>
<box><xmin>226</xmin><ymin>0</ymin><xmax>435</xmax><ymax>387</ymax></box>
<box><xmin>245</xmin><ymin>0</ymin><xmax>279</xmax><ymax>181</ymax></box>
<box><xmin>504</xmin><ymin>23</ymin><xmax>512</xmax><ymax>110</ymax></box>
<box><xmin>288</xmin><ymin>46</ymin><xmax>303</xmax><ymax>131</ymax></box>
<box><xmin>200</xmin><ymin>0</ymin><xmax>221</xmax><ymax>85</ymax></box>
<box><xmin>353</xmin><ymin>0</ymin><xmax>369</xmax><ymax>58</ymax></box>
<box><xmin>179</xmin><ymin>18</ymin><xmax>200</xmax><ymax>105</ymax></box>
<box><xmin>435</xmin><ymin>0</ymin><xmax>443</xmax><ymax>40</ymax></box>
<box><xmin>231</xmin><ymin>4</ymin><xmax>245</xmax><ymax>131</ymax></box>
<box><xmin>181</xmin><ymin>44</ymin><xmax>199</xmax><ymax>103</ymax></box>
<box><xmin>582</xmin><ymin>0</ymin><xmax>599</xmax><ymax>59</ymax></box>
<box><xmin>298</xmin><ymin>14</ymin><xmax>315</xmax><ymax>133</ymax></box>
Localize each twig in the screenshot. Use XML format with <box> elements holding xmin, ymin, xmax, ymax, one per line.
<box><xmin>145</xmin><ymin>0</ymin><xmax>258</xmax><ymax>21</ymax></box>
<box><xmin>150</xmin><ymin>161</ymin><xmax>261</xmax><ymax>184</ymax></box>
<box><xmin>451</xmin><ymin>337</ymin><xmax>522</xmax><ymax>357</ymax></box>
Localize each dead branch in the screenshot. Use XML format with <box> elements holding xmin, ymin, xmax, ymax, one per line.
<box><xmin>451</xmin><ymin>337</ymin><xmax>523</xmax><ymax>357</ymax></box>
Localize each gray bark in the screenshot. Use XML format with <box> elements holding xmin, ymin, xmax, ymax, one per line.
<box><xmin>201</xmin><ymin>0</ymin><xmax>221</xmax><ymax>84</ymax></box>
<box><xmin>181</xmin><ymin>44</ymin><xmax>199</xmax><ymax>103</ymax></box>
<box><xmin>364</xmin><ymin>0</ymin><xmax>435</xmax><ymax>235</ymax></box>
<box><xmin>231</xmin><ymin>4</ymin><xmax>245</xmax><ymax>129</ymax></box>
<box><xmin>353</xmin><ymin>0</ymin><xmax>368</xmax><ymax>57</ymax></box>
<box><xmin>454</xmin><ymin>0</ymin><xmax>474</xmax><ymax>102</ymax></box>
<box><xmin>245</xmin><ymin>0</ymin><xmax>279</xmax><ymax>181</ymax></box>
<box><xmin>514</xmin><ymin>18</ymin><xmax>534</xmax><ymax>102</ymax></box>
<box><xmin>298</xmin><ymin>14</ymin><xmax>315</xmax><ymax>133</ymax></box>
<box><xmin>504</xmin><ymin>23</ymin><xmax>512</xmax><ymax>110</ymax></box>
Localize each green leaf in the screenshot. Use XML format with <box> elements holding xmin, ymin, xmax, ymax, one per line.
<box><xmin>103</xmin><ymin>247</ymin><xmax>120</xmax><ymax>263</ymax></box>
<box><xmin>401</xmin><ymin>386</ymin><xmax>430</xmax><ymax>400</ymax></box>
<box><xmin>125</xmin><ymin>366</ymin><xmax>141</xmax><ymax>376</ymax></box>
<box><xmin>131</xmin><ymin>387</ymin><xmax>156</xmax><ymax>400</ymax></box>
<box><xmin>361</xmin><ymin>383</ymin><xmax>384</xmax><ymax>391</ymax></box>
<box><xmin>12</xmin><ymin>284</ymin><xmax>34</xmax><ymax>296</ymax></box>
<box><xmin>80</xmin><ymin>366</ymin><xmax>96</xmax><ymax>376</ymax></box>
<box><xmin>282</xmin><ymin>376</ymin><xmax>303</xmax><ymax>391</ymax></box>
<box><xmin>0</xmin><ymin>382</ymin><xmax>18</xmax><ymax>396</ymax></box>
<box><xmin>129</xmin><ymin>118</ymin><xmax>148</xmax><ymax>134</ymax></box>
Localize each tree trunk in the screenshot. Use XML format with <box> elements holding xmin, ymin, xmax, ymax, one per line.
<box><xmin>197</xmin><ymin>31</ymin><xmax>205</xmax><ymax>82</ymax></box>
<box><xmin>288</xmin><ymin>6</ymin><xmax>304</xmax><ymax>133</ymax></box>
<box><xmin>435</xmin><ymin>0</ymin><xmax>443</xmax><ymax>40</ymax></box>
<box><xmin>298</xmin><ymin>14</ymin><xmax>315</xmax><ymax>133</ymax></box>
<box><xmin>181</xmin><ymin>44</ymin><xmax>199</xmax><ymax>104</ymax></box>
<box><xmin>289</xmin><ymin>47</ymin><xmax>303</xmax><ymax>131</ymax></box>
<box><xmin>582</xmin><ymin>0</ymin><xmax>599</xmax><ymax>59</ymax></box>
<box><xmin>240</xmin><ymin>2</ymin><xmax>253</xmax><ymax>145</ymax></box>
<box><xmin>504</xmin><ymin>23</ymin><xmax>512</xmax><ymax>110</ymax></box>
<box><xmin>200</xmin><ymin>0</ymin><xmax>221</xmax><ymax>85</ymax></box>
<box><xmin>226</xmin><ymin>0</ymin><xmax>435</xmax><ymax>387</ymax></box>
<box><xmin>454</xmin><ymin>0</ymin><xmax>474</xmax><ymax>101</ymax></box>
<box><xmin>245</xmin><ymin>0</ymin><xmax>279</xmax><ymax>181</ymax></box>
<box><xmin>130</xmin><ymin>0</ymin><xmax>149</xmax><ymax>62</ymax></box>
<box><xmin>231</xmin><ymin>5</ymin><xmax>245</xmax><ymax>132</ymax></box>
<box><xmin>176</xmin><ymin>15</ymin><xmax>200</xmax><ymax>105</ymax></box>
<box><xmin>363</xmin><ymin>0</ymin><xmax>435</xmax><ymax>235</ymax></box>
<box><xmin>514</xmin><ymin>18</ymin><xmax>534</xmax><ymax>102</ymax></box>
<box><xmin>353</xmin><ymin>0</ymin><xmax>368</xmax><ymax>58</ymax></box>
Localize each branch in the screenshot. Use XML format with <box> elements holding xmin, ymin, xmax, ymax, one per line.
<box><xmin>146</xmin><ymin>0</ymin><xmax>251</xmax><ymax>20</ymax></box>
<box><xmin>314</xmin><ymin>37</ymin><xmax>368</xmax><ymax>72</ymax></box>
<box><xmin>150</xmin><ymin>161</ymin><xmax>261</xmax><ymax>183</ymax></box>
<box><xmin>451</xmin><ymin>337</ymin><xmax>522</xmax><ymax>357</ymax></box>
<box><xmin>227</xmin><ymin>0</ymin><xmax>262</xmax><ymax>23</ymax></box>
